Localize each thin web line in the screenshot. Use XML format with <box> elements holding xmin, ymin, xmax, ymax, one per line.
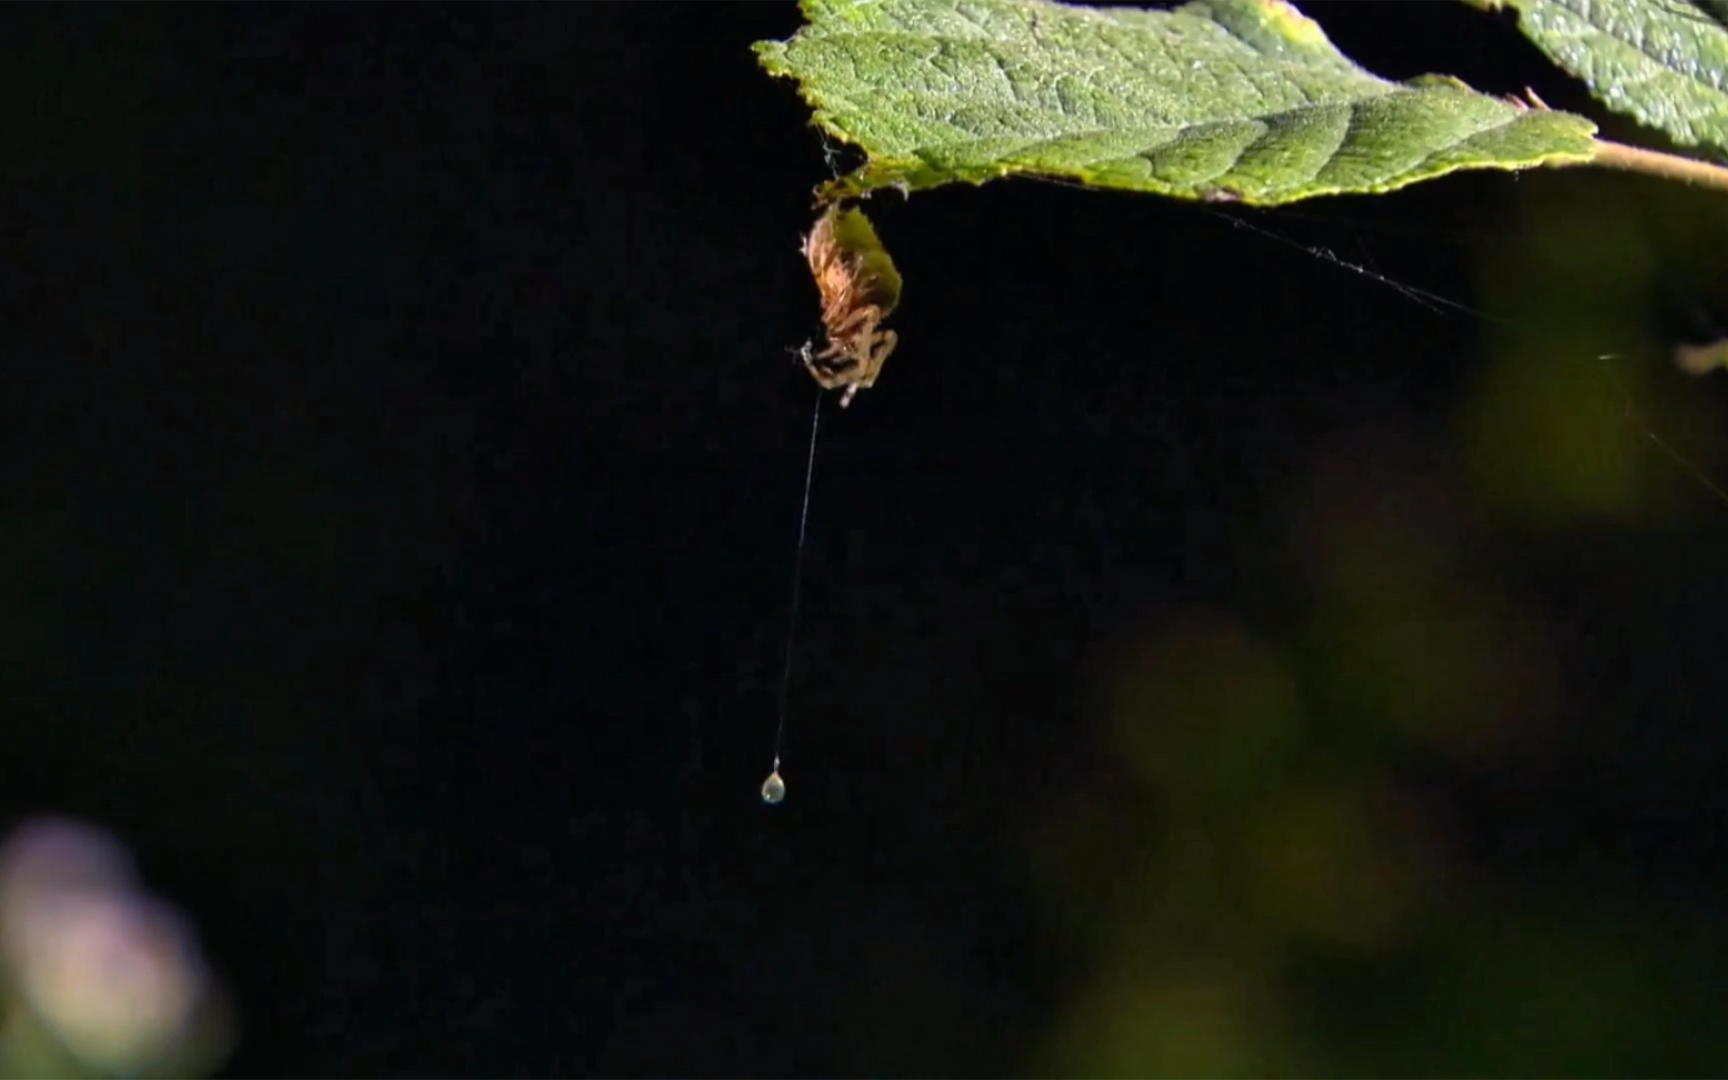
<box><xmin>1025</xmin><ymin>173</ymin><xmax>1728</xmax><ymax>509</ymax></box>
<box><xmin>773</xmin><ymin>387</ymin><xmax>824</xmax><ymax>772</ymax></box>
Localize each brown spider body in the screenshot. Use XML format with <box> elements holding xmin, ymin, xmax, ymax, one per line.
<box><xmin>799</xmin><ymin>204</ymin><xmax>901</xmax><ymax>407</ymax></box>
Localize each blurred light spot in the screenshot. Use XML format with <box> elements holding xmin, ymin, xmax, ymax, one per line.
<box><xmin>1675</xmin><ymin>338</ymin><xmax>1728</xmax><ymax>377</ymax></box>
<box><xmin>0</xmin><ymin>816</ymin><xmax>232</xmax><ymax>1079</ymax></box>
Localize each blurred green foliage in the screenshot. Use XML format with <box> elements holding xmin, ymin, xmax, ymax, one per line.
<box><xmin>1030</xmin><ymin>171</ymin><xmax>1728</xmax><ymax>1077</ymax></box>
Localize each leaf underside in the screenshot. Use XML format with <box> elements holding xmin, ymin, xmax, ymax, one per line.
<box><xmin>1471</xmin><ymin>0</ymin><xmax>1728</xmax><ymax>155</ymax></box>
<box><xmin>754</xmin><ymin>0</ymin><xmax>1599</xmax><ymax>207</ymax></box>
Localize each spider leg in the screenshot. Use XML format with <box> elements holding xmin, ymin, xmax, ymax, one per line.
<box><xmin>870</xmin><ymin>329</ymin><xmax>897</xmax><ymax>378</ymax></box>
<box><xmin>802</xmin><ymin>338</ymin><xmax>857</xmax><ymax>389</ymax></box>
<box><xmin>836</xmin><ymin>327</ymin><xmax>897</xmax><ymax>408</ymax></box>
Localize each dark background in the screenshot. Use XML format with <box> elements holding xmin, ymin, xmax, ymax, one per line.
<box><xmin>3</xmin><ymin>2</ymin><xmax>1728</xmax><ymax>1076</ymax></box>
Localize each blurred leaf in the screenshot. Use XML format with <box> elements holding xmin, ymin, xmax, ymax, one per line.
<box><xmin>1242</xmin><ymin>775</ymin><xmax>1433</xmax><ymax>948</ymax></box>
<box><xmin>754</xmin><ymin>0</ymin><xmax>1598</xmax><ymax>206</ymax></box>
<box><xmin>1041</xmin><ymin>957</ymin><xmax>1303</xmax><ymax>1077</ymax></box>
<box><xmin>1104</xmin><ymin>612</ymin><xmax>1302</xmax><ymax>802</ymax></box>
<box><xmin>1417</xmin><ymin>902</ymin><xmax>1675</xmax><ymax>1075</ymax></box>
<box><xmin>1467</xmin><ymin>0</ymin><xmax>1728</xmax><ymax>153</ymax></box>
<box><xmin>1462</xmin><ymin>182</ymin><xmax>1661</xmax><ymax>527</ymax></box>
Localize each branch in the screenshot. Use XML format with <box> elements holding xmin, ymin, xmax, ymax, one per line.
<box><xmin>1588</xmin><ymin>139</ymin><xmax>1728</xmax><ymax>194</ymax></box>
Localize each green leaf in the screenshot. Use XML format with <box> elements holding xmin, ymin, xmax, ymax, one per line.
<box><xmin>754</xmin><ymin>0</ymin><xmax>1599</xmax><ymax>207</ymax></box>
<box><xmin>1467</xmin><ymin>0</ymin><xmax>1728</xmax><ymax>155</ymax></box>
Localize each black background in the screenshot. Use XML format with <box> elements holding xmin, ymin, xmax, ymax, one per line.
<box><xmin>3</xmin><ymin>3</ymin><xmax>1728</xmax><ymax>1076</ymax></box>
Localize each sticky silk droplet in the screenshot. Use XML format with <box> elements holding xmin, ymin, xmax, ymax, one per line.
<box><xmin>761</xmin><ymin>770</ymin><xmax>786</xmax><ymax>805</ymax></box>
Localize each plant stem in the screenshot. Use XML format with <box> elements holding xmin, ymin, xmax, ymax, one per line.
<box><xmin>1589</xmin><ymin>139</ymin><xmax>1728</xmax><ymax>194</ymax></box>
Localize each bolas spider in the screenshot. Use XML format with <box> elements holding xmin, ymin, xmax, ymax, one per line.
<box><xmin>798</xmin><ymin>203</ymin><xmax>902</xmax><ymax>408</ymax></box>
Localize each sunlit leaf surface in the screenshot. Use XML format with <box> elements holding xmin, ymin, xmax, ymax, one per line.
<box><xmin>755</xmin><ymin>0</ymin><xmax>1599</xmax><ymax>206</ymax></box>
<box><xmin>1469</xmin><ymin>0</ymin><xmax>1728</xmax><ymax>153</ymax></box>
